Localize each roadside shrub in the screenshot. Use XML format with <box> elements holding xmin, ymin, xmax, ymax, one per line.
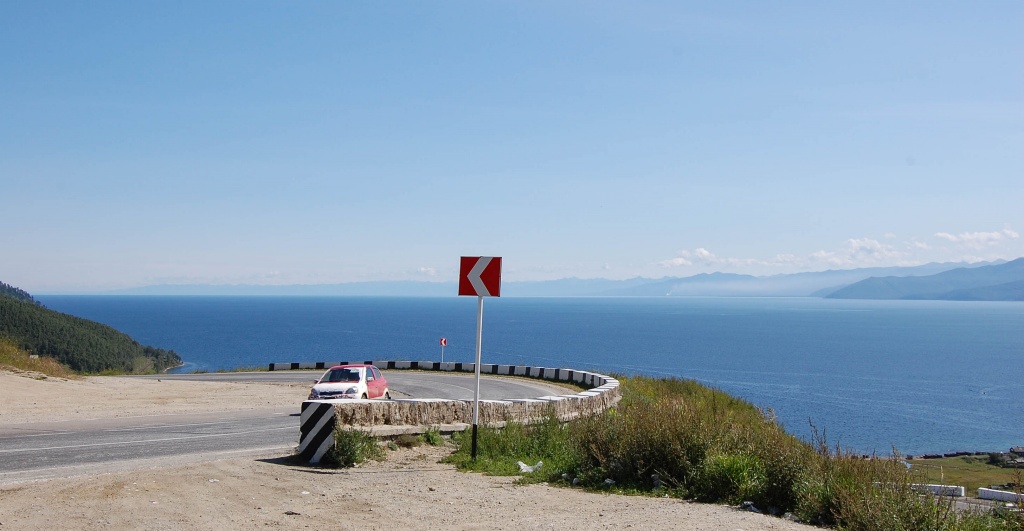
<box><xmin>324</xmin><ymin>428</ymin><xmax>385</xmax><ymax>468</ymax></box>
<box><xmin>693</xmin><ymin>453</ymin><xmax>767</xmax><ymax>503</ymax></box>
<box><xmin>571</xmin><ymin>396</ymin><xmax>706</xmax><ymax>492</ymax></box>
<box><xmin>791</xmin><ymin>437</ymin><xmax>1002</xmax><ymax>531</ymax></box>
<box><xmin>569</xmin><ymin>375</ymin><xmax>809</xmax><ymax>507</ymax></box>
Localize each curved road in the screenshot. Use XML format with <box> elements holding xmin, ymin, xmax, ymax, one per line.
<box><xmin>137</xmin><ymin>370</ymin><xmax>570</xmax><ymax>401</ymax></box>
<box><xmin>0</xmin><ymin>371</ymin><xmax>570</xmax><ymax>484</ymax></box>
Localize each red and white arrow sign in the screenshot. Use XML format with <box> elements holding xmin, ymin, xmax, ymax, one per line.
<box><xmin>458</xmin><ymin>256</ymin><xmax>502</xmax><ymax>297</ymax></box>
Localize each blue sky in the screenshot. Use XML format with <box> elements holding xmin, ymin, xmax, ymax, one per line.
<box><xmin>2</xmin><ymin>1</ymin><xmax>1021</xmax><ymax>293</ymax></box>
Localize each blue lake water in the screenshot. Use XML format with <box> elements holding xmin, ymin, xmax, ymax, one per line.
<box><xmin>38</xmin><ymin>295</ymin><xmax>1024</xmax><ymax>456</ymax></box>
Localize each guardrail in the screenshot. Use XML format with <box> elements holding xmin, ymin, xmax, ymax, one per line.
<box><xmin>278</xmin><ymin>360</ymin><xmax>621</xmax><ymax>464</ymax></box>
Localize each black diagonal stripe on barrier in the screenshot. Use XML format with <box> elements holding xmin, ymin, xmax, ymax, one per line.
<box><xmin>300</xmin><ymin>416</ymin><xmax>336</xmax><ymax>462</ymax></box>
<box><xmin>489</xmin><ymin>364</ymin><xmax>498</xmax><ymax>374</ymax></box>
<box><xmin>290</xmin><ymin>362</ymin><xmax>300</xmax><ymax>370</ymax></box>
<box><xmin>387</xmin><ymin>361</ymin><xmax>396</xmax><ymax>369</ymax></box>
<box><xmin>300</xmin><ymin>403</ymin><xmax>336</xmax><ymax>462</ymax></box>
<box><xmin>315</xmin><ymin>362</ymin><xmax>325</xmax><ymax>369</ymax></box>
<box><xmin>455</xmin><ymin>363</ymin><xmax>464</xmax><ymax>371</ymax></box>
<box><xmin>300</xmin><ymin>402</ymin><xmax>334</xmax><ymax>439</ymax></box>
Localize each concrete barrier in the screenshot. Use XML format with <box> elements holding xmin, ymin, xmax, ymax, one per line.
<box><xmin>912</xmin><ymin>484</ymin><xmax>966</xmax><ymax>497</ymax></box>
<box><xmin>978</xmin><ymin>488</ymin><xmax>1024</xmax><ymax>503</ymax></box>
<box><xmin>283</xmin><ymin>360</ymin><xmax>621</xmax><ymax>464</ymax></box>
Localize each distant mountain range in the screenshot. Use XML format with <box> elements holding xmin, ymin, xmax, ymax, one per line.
<box><xmin>97</xmin><ymin>258</ymin><xmax>1024</xmax><ymax>301</ymax></box>
<box><xmin>824</xmin><ymin>258</ymin><xmax>1024</xmax><ymax>301</ymax></box>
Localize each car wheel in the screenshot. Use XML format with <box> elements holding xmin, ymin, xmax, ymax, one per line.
<box><xmin>384</xmin><ymin>391</ymin><xmax>391</xmax><ymax>400</ymax></box>
<box><xmin>361</xmin><ymin>393</ymin><xmax>367</xmax><ymax>399</ymax></box>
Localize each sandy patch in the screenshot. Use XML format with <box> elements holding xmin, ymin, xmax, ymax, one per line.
<box><xmin>0</xmin><ymin>373</ymin><xmax>310</xmax><ymax>424</ymax></box>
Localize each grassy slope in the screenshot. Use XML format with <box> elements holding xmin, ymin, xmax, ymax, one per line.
<box><xmin>0</xmin><ymin>337</ymin><xmax>78</xmax><ymax>379</ymax></box>
<box><xmin>440</xmin><ymin>375</ymin><xmax>1024</xmax><ymax>530</ymax></box>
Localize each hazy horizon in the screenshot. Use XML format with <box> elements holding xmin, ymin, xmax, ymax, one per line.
<box><xmin>28</xmin><ymin>258</ymin><xmax>1017</xmax><ymax>296</ymax></box>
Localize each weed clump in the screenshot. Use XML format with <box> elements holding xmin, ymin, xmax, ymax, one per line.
<box><xmin>422</xmin><ymin>427</ymin><xmax>444</xmax><ymax>446</ymax></box>
<box><xmin>324</xmin><ymin>427</ymin><xmax>385</xmax><ymax>468</ymax></box>
<box><xmin>447</xmin><ymin>374</ymin><xmax>1024</xmax><ymax>530</ymax></box>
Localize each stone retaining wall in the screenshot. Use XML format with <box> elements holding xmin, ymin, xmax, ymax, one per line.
<box><xmin>287</xmin><ymin>360</ymin><xmax>621</xmax><ymax>463</ymax></box>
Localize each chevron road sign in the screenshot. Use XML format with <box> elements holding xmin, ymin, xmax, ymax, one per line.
<box><xmin>458</xmin><ymin>256</ymin><xmax>502</xmax><ymax>297</ymax></box>
<box><xmin>457</xmin><ymin>255</ymin><xmax>502</xmax><ymax>459</ymax></box>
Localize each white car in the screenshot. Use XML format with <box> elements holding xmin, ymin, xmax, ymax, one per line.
<box><xmin>308</xmin><ymin>364</ymin><xmax>390</xmax><ymax>400</ymax></box>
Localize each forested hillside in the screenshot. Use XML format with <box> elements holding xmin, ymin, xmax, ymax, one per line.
<box><xmin>0</xmin><ymin>281</ymin><xmax>40</xmax><ymax>305</ymax></box>
<box><xmin>0</xmin><ymin>284</ymin><xmax>181</xmax><ymax>373</ymax></box>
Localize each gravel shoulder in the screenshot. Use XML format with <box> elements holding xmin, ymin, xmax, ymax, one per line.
<box><xmin>0</xmin><ymin>372</ymin><xmax>818</xmax><ymax>530</ymax></box>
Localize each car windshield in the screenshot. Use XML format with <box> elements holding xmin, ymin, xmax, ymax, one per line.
<box><xmin>324</xmin><ymin>368</ymin><xmax>360</xmax><ymax>383</ymax></box>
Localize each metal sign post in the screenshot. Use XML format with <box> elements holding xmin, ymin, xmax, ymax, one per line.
<box><xmin>440</xmin><ymin>337</ymin><xmax>447</xmax><ymax>363</ymax></box>
<box><xmin>471</xmin><ymin>295</ymin><xmax>484</xmax><ymax>458</ymax></box>
<box><xmin>458</xmin><ymin>256</ymin><xmax>502</xmax><ymax>460</ymax></box>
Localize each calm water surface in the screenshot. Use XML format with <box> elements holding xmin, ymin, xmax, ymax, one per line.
<box><xmin>38</xmin><ymin>296</ymin><xmax>1024</xmax><ymax>455</ymax></box>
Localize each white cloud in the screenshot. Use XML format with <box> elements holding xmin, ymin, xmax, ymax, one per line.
<box><xmin>658</xmin><ymin>248</ymin><xmax>773</xmax><ymax>270</ymax></box>
<box><xmin>416</xmin><ymin>267</ymin><xmax>438</xmax><ymax>277</ymax></box>
<box><xmin>844</xmin><ymin>238</ymin><xmax>901</xmax><ymax>261</ymax></box>
<box><xmin>934</xmin><ymin>226</ymin><xmax>1020</xmax><ymax>249</ymax></box>
<box><xmin>772</xmin><ymin>254</ymin><xmax>800</xmax><ymax>265</ymax></box>
<box><xmin>693</xmin><ymin>248</ymin><xmax>715</xmax><ymax>262</ymax></box>
<box><xmin>657</xmin><ymin>256</ymin><xmax>693</xmax><ymax>268</ymax></box>
<box><xmin>657</xmin><ymin>225</ymin><xmax>1021</xmax><ymax>276</ymax></box>
<box><xmin>808</xmin><ymin>250</ymin><xmax>844</xmax><ymax>266</ymax></box>
<box><xmin>661</xmin><ymin>237</ymin><xmax>906</xmax><ymax>273</ymax></box>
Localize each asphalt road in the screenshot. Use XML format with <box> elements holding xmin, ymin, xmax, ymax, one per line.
<box><xmin>0</xmin><ymin>371</ymin><xmax>569</xmax><ymax>484</ymax></box>
<box><xmin>134</xmin><ymin>370</ymin><xmax>570</xmax><ymax>401</ymax></box>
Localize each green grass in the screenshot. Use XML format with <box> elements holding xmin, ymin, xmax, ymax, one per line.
<box><xmin>909</xmin><ymin>456</ymin><xmax>1023</xmax><ymax>494</ymax></box>
<box><xmin>444</xmin><ymin>374</ymin><xmax>1024</xmax><ymax>531</ymax></box>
